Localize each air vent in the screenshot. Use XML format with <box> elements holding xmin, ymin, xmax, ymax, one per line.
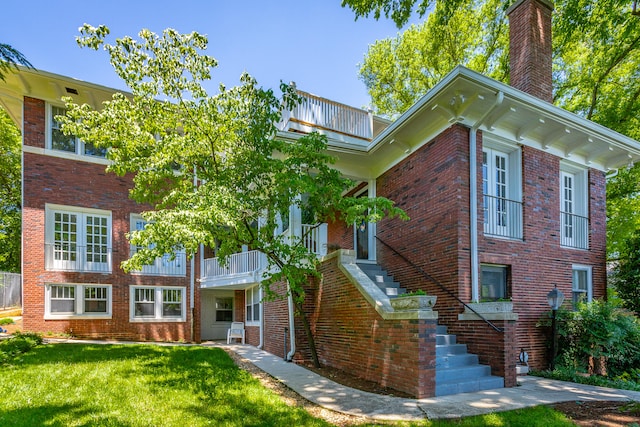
<box><xmin>65</xmin><ymin>87</ymin><xmax>78</xmax><ymax>95</ymax></box>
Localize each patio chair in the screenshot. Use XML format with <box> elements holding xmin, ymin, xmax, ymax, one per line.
<box><xmin>226</xmin><ymin>322</ymin><xmax>245</xmax><ymax>344</ymax></box>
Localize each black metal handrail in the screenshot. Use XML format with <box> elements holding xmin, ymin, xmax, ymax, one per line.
<box><xmin>375</xmin><ymin>236</ymin><xmax>504</xmax><ymax>333</ymax></box>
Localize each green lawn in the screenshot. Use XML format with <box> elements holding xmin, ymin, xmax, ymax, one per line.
<box><xmin>0</xmin><ymin>341</ymin><xmax>576</xmax><ymax>427</ymax></box>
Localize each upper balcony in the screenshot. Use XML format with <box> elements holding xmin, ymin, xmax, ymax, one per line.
<box><xmin>200</xmin><ymin>223</ymin><xmax>327</xmax><ymax>288</ymax></box>
<box><xmin>279</xmin><ymin>90</ymin><xmax>374</xmax><ymax>141</ymax></box>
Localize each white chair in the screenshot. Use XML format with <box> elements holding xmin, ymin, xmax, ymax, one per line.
<box><xmin>226</xmin><ymin>322</ymin><xmax>245</xmax><ymax>344</ymax></box>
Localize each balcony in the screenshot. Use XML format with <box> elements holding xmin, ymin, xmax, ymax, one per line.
<box><xmin>129</xmin><ymin>249</ymin><xmax>187</xmax><ymax>277</ymax></box>
<box><xmin>483</xmin><ymin>195</ymin><xmax>523</xmax><ymax>240</ymax></box>
<box><xmin>280</xmin><ymin>91</ymin><xmax>373</xmax><ymax>140</ymax></box>
<box><xmin>200</xmin><ymin>223</ymin><xmax>328</xmax><ymax>288</ymax></box>
<box><xmin>561</xmin><ymin>212</ymin><xmax>589</xmax><ymax>250</ymax></box>
<box><xmin>45</xmin><ymin>243</ymin><xmax>112</xmax><ymax>273</ymax></box>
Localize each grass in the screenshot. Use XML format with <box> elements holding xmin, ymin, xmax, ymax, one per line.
<box><xmin>0</xmin><ymin>340</ymin><xmax>578</xmax><ymax>427</ymax></box>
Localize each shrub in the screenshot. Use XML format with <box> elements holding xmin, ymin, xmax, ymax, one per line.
<box><xmin>540</xmin><ymin>299</ymin><xmax>640</xmax><ymax>378</ymax></box>
<box><xmin>0</xmin><ymin>317</ymin><xmax>14</xmax><ymax>325</ymax></box>
<box><xmin>0</xmin><ymin>332</ymin><xmax>44</xmax><ymax>364</ymax></box>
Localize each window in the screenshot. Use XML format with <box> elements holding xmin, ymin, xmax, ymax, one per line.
<box><xmin>45</xmin><ymin>283</ymin><xmax>111</xmax><ymax>319</ymax></box>
<box><xmin>572</xmin><ymin>265</ymin><xmax>592</xmax><ymax>309</ymax></box>
<box><xmin>480</xmin><ymin>264</ymin><xmax>508</xmax><ymax>301</ymax></box>
<box><xmin>129</xmin><ymin>214</ymin><xmax>186</xmax><ymax>276</ymax></box>
<box><xmin>49</xmin><ymin>105</ymin><xmax>106</xmax><ymax>157</ymax></box>
<box><xmin>560</xmin><ymin>165</ymin><xmax>588</xmax><ymax>249</ymax></box>
<box><xmin>45</xmin><ymin>205</ymin><xmax>111</xmax><ymax>273</ymax></box>
<box><xmin>215</xmin><ymin>297</ymin><xmax>233</xmax><ymax>322</ymax></box>
<box><xmin>131</xmin><ymin>286</ymin><xmax>186</xmax><ymax>322</ymax></box>
<box><xmin>482</xmin><ymin>141</ymin><xmax>522</xmax><ymax>239</ymax></box>
<box><xmin>245</xmin><ymin>286</ymin><xmax>260</xmax><ymax>325</ymax></box>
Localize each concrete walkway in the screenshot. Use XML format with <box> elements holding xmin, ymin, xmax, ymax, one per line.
<box><xmin>224</xmin><ymin>343</ymin><xmax>640</xmax><ymax>422</ymax></box>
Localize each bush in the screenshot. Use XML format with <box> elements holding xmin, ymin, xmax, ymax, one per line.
<box><xmin>541</xmin><ymin>299</ymin><xmax>640</xmax><ymax>378</ymax></box>
<box><xmin>0</xmin><ymin>317</ymin><xmax>14</xmax><ymax>325</ymax></box>
<box><xmin>0</xmin><ymin>332</ymin><xmax>43</xmax><ymax>364</ymax></box>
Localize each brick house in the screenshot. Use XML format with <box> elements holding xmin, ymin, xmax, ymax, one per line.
<box><xmin>2</xmin><ymin>0</ymin><xmax>640</xmax><ymax>398</ymax></box>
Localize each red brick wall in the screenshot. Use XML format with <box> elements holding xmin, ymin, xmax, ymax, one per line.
<box><xmin>508</xmin><ymin>0</ymin><xmax>554</xmax><ymax>102</ymax></box>
<box><xmin>298</xmin><ymin>255</ymin><xmax>437</xmax><ymax>398</ymax></box>
<box><xmin>327</xmin><ymin>123</ymin><xmax>607</xmax><ymax>372</ymax></box>
<box><xmin>21</xmin><ymin>96</ymin><xmax>193</xmax><ymax>341</ymax></box>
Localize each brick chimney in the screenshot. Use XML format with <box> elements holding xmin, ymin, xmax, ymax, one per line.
<box><xmin>507</xmin><ymin>0</ymin><xmax>554</xmax><ymax>103</ymax></box>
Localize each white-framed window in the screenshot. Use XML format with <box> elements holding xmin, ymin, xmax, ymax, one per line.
<box><xmin>48</xmin><ymin>104</ymin><xmax>106</xmax><ymax>157</ymax></box>
<box><xmin>245</xmin><ymin>285</ymin><xmax>261</xmax><ymax>326</ymax></box>
<box><xmin>45</xmin><ymin>204</ymin><xmax>112</xmax><ymax>273</ymax></box>
<box><xmin>480</xmin><ymin>264</ymin><xmax>508</xmax><ymax>301</ymax></box>
<box><xmin>482</xmin><ymin>138</ymin><xmax>522</xmax><ymax>239</ymax></box>
<box><xmin>216</xmin><ymin>297</ymin><xmax>233</xmax><ymax>322</ymax></box>
<box><xmin>129</xmin><ymin>214</ymin><xmax>186</xmax><ymax>276</ymax></box>
<box><xmin>45</xmin><ymin>283</ymin><xmax>112</xmax><ymax>319</ymax></box>
<box><xmin>560</xmin><ymin>163</ymin><xmax>588</xmax><ymax>249</ymax></box>
<box><xmin>572</xmin><ymin>265</ymin><xmax>592</xmax><ymax>309</ymax></box>
<box><xmin>130</xmin><ymin>286</ymin><xmax>186</xmax><ymax>322</ymax></box>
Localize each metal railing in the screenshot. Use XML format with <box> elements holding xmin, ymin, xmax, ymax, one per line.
<box><xmin>0</xmin><ymin>272</ymin><xmax>21</xmax><ymax>309</ymax></box>
<box><xmin>286</xmin><ymin>91</ymin><xmax>373</xmax><ymax>140</ymax></box>
<box><xmin>483</xmin><ymin>195</ymin><xmax>523</xmax><ymax>239</ymax></box>
<box><xmin>376</xmin><ymin>236</ymin><xmax>504</xmax><ymax>333</ymax></box>
<box><xmin>130</xmin><ymin>249</ymin><xmax>187</xmax><ymax>276</ymax></box>
<box><xmin>560</xmin><ymin>212</ymin><xmax>589</xmax><ymax>249</ymax></box>
<box><xmin>45</xmin><ymin>243</ymin><xmax>112</xmax><ymax>273</ymax></box>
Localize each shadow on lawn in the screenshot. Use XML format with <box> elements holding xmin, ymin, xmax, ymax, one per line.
<box><xmin>0</xmin><ymin>403</ymin><xmax>134</xmax><ymax>427</ymax></box>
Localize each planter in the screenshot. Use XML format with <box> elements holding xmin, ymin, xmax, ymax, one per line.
<box><xmin>466</xmin><ymin>301</ymin><xmax>513</xmax><ymax>313</ymax></box>
<box><xmin>390</xmin><ymin>295</ymin><xmax>437</xmax><ymax>311</ymax></box>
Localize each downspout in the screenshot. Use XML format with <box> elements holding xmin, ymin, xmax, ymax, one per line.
<box><xmin>190</xmin><ymin>167</ymin><xmax>197</xmax><ymax>341</ymax></box>
<box><xmin>286</xmin><ymin>284</ymin><xmax>296</xmax><ymax>361</ymax></box>
<box><xmin>470</xmin><ymin>91</ymin><xmax>504</xmax><ymax>303</ymax></box>
<box><xmin>469</xmin><ymin>127</ymin><xmax>480</xmax><ymax>303</ymax></box>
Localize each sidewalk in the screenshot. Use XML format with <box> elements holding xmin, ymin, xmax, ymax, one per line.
<box><xmin>224</xmin><ymin>343</ymin><xmax>640</xmax><ymax>422</ymax></box>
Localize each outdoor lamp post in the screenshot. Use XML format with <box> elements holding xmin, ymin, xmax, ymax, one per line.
<box><xmin>547</xmin><ymin>285</ymin><xmax>565</xmax><ymax>370</ymax></box>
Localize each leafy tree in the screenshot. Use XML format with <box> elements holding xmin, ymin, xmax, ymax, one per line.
<box><xmin>0</xmin><ymin>108</ymin><xmax>21</xmax><ymax>272</ymax></box>
<box><xmin>59</xmin><ymin>25</ymin><xmax>407</xmax><ymax>366</ymax></box>
<box><xmin>359</xmin><ymin>0</ymin><xmax>509</xmax><ymax>116</ymax></box>
<box><xmin>342</xmin><ymin>0</ymin><xmax>468</xmax><ymax>28</ymax></box>
<box><xmin>611</xmin><ymin>232</ymin><xmax>640</xmax><ymax>315</ymax></box>
<box><xmin>0</xmin><ymin>44</ymin><xmax>34</xmax><ymax>81</ymax></box>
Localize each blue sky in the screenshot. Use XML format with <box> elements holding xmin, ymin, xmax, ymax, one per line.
<box><xmin>2</xmin><ymin>1</ymin><xmax>418</xmax><ymax>109</ymax></box>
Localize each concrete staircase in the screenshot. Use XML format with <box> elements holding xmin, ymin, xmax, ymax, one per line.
<box><xmin>357</xmin><ymin>262</ymin><xmax>504</xmax><ymax>396</ymax></box>
<box><xmin>436</xmin><ymin>324</ymin><xmax>504</xmax><ymax>396</ymax></box>
<box><xmin>357</xmin><ymin>262</ymin><xmax>407</xmax><ymax>297</ymax></box>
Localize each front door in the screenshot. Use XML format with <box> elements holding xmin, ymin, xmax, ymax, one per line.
<box><xmin>200</xmin><ymin>289</ymin><xmax>235</xmax><ymax>340</ymax></box>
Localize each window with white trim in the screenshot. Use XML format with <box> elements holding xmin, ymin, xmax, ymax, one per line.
<box><xmin>482</xmin><ymin>139</ymin><xmax>522</xmax><ymax>239</ymax></box>
<box><xmin>129</xmin><ymin>214</ymin><xmax>186</xmax><ymax>276</ymax></box>
<box><xmin>49</xmin><ymin>105</ymin><xmax>106</xmax><ymax>157</ymax></box>
<box><xmin>45</xmin><ymin>283</ymin><xmax>112</xmax><ymax>319</ymax></box>
<box><xmin>45</xmin><ymin>205</ymin><xmax>112</xmax><ymax>273</ymax></box>
<box><xmin>131</xmin><ymin>286</ymin><xmax>186</xmax><ymax>321</ymax></box>
<box><xmin>560</xmin><ymin>164</ymin><xmax>588</xmax><ymax>249</ymax></box>
<box><xmin>572</xmin><ymin>265</ymin><xmax>592</xmax><ymax>309</ymax></box>
<box><xmin>245</xmin><ymin>286</ymin><xmax>260</xmax><ymax>325</ymax></box>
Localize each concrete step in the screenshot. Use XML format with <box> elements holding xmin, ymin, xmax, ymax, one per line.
<box><xmin>436</xmin><ymin>353</ymin><xmax>479</xmax><ymax>369</ymax></box>
<box><xmin>435</xmin><ymin>375</ymin><xmax>504</xmax><ymax>397</ymax></box>
<box><xmin>436</xmin><ymin>325</ymin><xmax>448</xmax><ymax>335</ymax></box>
<box><xmin>436</xmin><ymin>334</ymin><xmax>457</xmax><ymax>345</ymax></box>
<box><xmin>356</xmin><ymin>263</ymin><xmax>407</xmax><ymax>299</ymax></box>
<box><xmin>436</xmin><ymin>343</ymin><xmax>468</xmax><ymax>357</ymax></box>
<box><xmin>436</xmin><ymin>364</ymin><xmax>492</xmax><ymax>383</ymax></box>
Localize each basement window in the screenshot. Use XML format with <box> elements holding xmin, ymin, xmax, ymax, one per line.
<box><xmin>480</xmin><ymin>264</ymin><xmax>509</xmax><ymax>301</ymax></box>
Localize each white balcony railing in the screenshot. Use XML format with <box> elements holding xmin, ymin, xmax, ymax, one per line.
<box><xmin>561</xmin><ymin>212</ymin><xmax>589</xmax><ymax>250</ymax></box>
<box><xmin>45</xmin><ymin>243</ymin><xmax>112</xmax><ymax>273</ymax></box>
<box><xmin>130</xmin><ymin>249</ymin><xmax>187</xmax><ymax>277</ymax></box>
<box><xmin>284</xmin><ymin>91</ymin><xmax>373</xmax><ymax>140</ymax></box>
<box><xmin>203</xmin><ymin>250</ymin><xmax>266</xmax><ymax>278</ymax></box>
<box><xmin>201</xmin><ymin>223</ymin><xmax>328</xmax><ymax>282</ymax></box>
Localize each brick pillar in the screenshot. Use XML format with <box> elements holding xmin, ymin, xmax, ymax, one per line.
<box><xmin>507</xmin><ymin>0</ymin><xmax>554</xmax><ymax>103</ymax></box>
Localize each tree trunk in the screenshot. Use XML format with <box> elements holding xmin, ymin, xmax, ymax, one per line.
<box><xmin>293</xmin><ymin>297</ymin><xmax>321</xmax><ymax>368</ymax></box>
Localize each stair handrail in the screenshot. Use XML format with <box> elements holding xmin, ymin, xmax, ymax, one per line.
<box><xmin>375</xmin><ymin>236</ymin><xmax>505</xmax><ymax>333</ymax></box>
